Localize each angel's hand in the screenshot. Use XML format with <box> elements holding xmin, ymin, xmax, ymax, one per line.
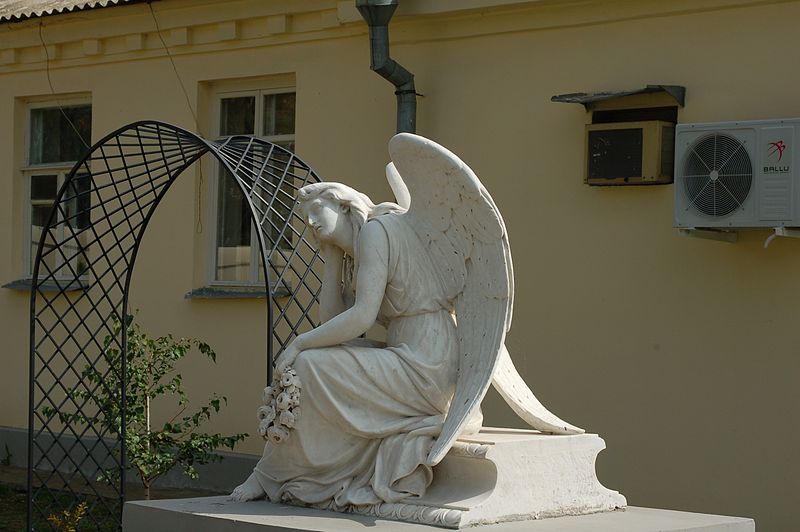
<box><xmin>275</xmin><ymin>340</ymin><xmax>301</xmax><ymax>377</ymax></box>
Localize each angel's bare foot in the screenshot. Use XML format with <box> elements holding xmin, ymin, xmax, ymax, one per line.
<box><xmin>230</xmin><ymin>473</ymin><xmax>266</xmax><ymax>502</ymax></box>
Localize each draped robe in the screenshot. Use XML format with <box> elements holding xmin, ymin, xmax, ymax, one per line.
<box><xmin>252</xmin><ymin>213</ymin><xmax>462</xmax><ymax>507</ymax></box>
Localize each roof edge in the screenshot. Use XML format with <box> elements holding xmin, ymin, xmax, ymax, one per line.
<box><xmin>0</xmin><ymin>0</ymin><xmax>153</xmax><ymax>25</ymax></box>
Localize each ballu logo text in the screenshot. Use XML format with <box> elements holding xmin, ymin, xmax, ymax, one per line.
<box><xmin>764</xmin><ymin>140</ymin><xmax>789</xmax><ymax>174</ymax></box>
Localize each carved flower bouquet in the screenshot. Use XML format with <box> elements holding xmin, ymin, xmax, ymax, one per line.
<box><xmin>258</xmin><ymin>367</ymin><xmax>302</xmax><ymax>443</ymax></box>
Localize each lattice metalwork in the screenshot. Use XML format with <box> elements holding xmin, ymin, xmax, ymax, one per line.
<box><xmin>28</xmin><ymin>121</ymin><xmax>322</xmax><ymax>530</ymax></box>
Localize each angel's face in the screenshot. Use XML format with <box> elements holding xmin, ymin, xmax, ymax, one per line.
<box><xmin>304</xmin><ymin>197</ymin><xmax>349</xmax><ymax>244</ymax></box>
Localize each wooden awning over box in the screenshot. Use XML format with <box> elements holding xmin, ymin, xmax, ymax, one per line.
<box><xmin>551</xmin><ymin>85</ymin><xmax>685</xmax><ymax>110</ymax></box>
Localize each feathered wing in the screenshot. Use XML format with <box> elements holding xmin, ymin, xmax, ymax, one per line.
<box><xmin>388</xmin><ymin>134</ymin><xmax>512</xmax><ymax>466</ymax></box>
<box><xmin>387</xmin><ymin>135</ymin><xmax>583</xmax><ymax>463</ymax></box>
<box><xmin>492</xmin><ymin>344</ymin><xmax>584</xmax><ymax>434</ymax></box>
<box><xmin>484</xmin><ymin>179</ymin><xmax>582</xmax><ymax>435</ymax></box>
<box><xmin>385</xmin><ymin>162</ymin><xmax>411</xmax><ymax>210</ymax></box>
<box><xmin>475</xmin><ymin>171</ymin><xmax>582</xmax><ymax>435</ymax></box>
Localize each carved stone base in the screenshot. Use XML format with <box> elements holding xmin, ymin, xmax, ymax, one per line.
<box><xmin>406</xmin><ymin>428</ymin><xmax>626</xmax><ymax>527</ymax></box>
<box><xmin>299</xmin><ymin>428</ymin><xmax>625</xmax><ymax>527</ymax></box>
<box><xmin>123</xmin><ymin>428</ymin><xmax>626</xmax><ymax>529</ymax></box>
<box><xmin>268</xmin><ymin>428</ymin><xmax>623</xmax><ymax>528</ymax></box>
<box><xmin>123</xmin><ymin>501</ymin><xmax>754</xmax><ymax>531</ymax></box>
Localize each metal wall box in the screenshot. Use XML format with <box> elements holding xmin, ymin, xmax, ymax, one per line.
<box><xmin>585</xmin><ymin>120</ymin><xmax>674</xmax><ymax>185</ymax></box>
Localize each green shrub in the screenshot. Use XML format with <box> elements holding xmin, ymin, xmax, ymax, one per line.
<box><xmin>44</xmin><ymin>315</ymin><xmax>247</xmax><ymax>499</ymax></box>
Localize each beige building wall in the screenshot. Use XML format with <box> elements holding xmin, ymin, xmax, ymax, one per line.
<box><xmin>0</xmin><ymin>0</ymin><xmax>797</xmax><ymax>530</ymax></box>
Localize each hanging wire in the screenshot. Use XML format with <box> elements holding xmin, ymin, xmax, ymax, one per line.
<box><xmin>37</xmin><ymin>21</ymin><xmax>91</xmax><ymax>150</ymax></box>
<box><xmin>147</xmin><ymin>1</ymin><xmax>205</xmax><ymax>233</ymax></box>
<box><xmin>35</xmin><ymin>2</ymin><xmax>210</xmax><ymax>236</ymax></box>
<box><xmin>147</xmin><ymin>2</ymin><xmax>197</xmax><ymax>125</ymax></box>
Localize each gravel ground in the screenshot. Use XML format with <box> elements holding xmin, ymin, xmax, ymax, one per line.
<box><xmin>0</xmin><ymin>484</ymin><xmax>26</xmax><ymax>531</ymax></box>
<box><xmin>0</xmin><ymin>465</ymin><xmax>224</xmax><ymax>530</ymax></box>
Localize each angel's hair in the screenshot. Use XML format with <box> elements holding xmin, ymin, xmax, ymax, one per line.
<box><xmin>297</xmin><ymin>183</ymin><xmax>405</xmax><ymax>287</ymax></box>
<box><xmin>297</xmin><ymin>182</ymin><xmax>404</xmax><ymax>238</ymax></box>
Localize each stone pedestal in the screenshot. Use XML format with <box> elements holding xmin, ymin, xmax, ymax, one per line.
<box><xmin>127</xmin><ymin>429</ymin><xmax>632</xmax><ymax>529</ymax></box>
<box><xmin>123</xmin><ymin>500</ymin><xmax>754</xmax><ymax>531</ymax></box>
<box><xmin>123</xmin><ymin>430</ymin><xmax>754</xmax><ymax>529</ymax></box>
<box><xmin>413</xmin><ymin>429</ymin><xmax>625</xmax><ymax>527</ymax></box>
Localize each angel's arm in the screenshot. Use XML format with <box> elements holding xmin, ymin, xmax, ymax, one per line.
<box><xmin>294</xmin><ymin>221</ymin><xmax>388</xmax><ymax>350</ymax></box>
<box><xmin>318</xmin><ymin>244</ymin><xmax>346</xmax><ymax>323</ymax></box>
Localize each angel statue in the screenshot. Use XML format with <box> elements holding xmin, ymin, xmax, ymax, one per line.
<box><xmin>230</xmin><ymin>133</ymin><xmax>583</xmax><ymax>512</ymax></box>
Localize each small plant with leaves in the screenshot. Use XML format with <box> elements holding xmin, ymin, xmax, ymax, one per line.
<box><xmin>44</xmin><ymin>315</ymin><xmax>247</xmax><ymax>499</ymax></box>
<box><xmin>1</xmin><ymin>443</ymin><xmax>10</xmax><ymax>467</ymax></box>
<box><xmin>47</xmin><ymin>501</ymin><xmax>87</xmax><ymax>532</ymax></box>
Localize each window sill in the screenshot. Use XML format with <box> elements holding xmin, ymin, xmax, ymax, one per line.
<box><xmin>2</xmin><ymin>278</ymin><xmax>89</xmax><ymax>293</ymax></box>
<box><xmin>185</xmin><ymin>283</ymin><xmax>291</xmax><ymax>300</ymax></box>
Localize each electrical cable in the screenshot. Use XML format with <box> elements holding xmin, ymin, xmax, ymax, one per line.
<box><xmin>147</xmin><ymin>1</ymin><xmax>197</xmax><ymax>126</ymax></box>
<box><xmin>38</xmin><ymin>21</ymin><xmax>91</xmax><ymax>150</ymax></box>
<box><xmin>35</xmin><ymin>4</ymin><xmax>207</xmax><ymax>234</ymax></box>
<box><xmin>147</xmin><ymin>1</ymin><xmax>204</xmax><ymax>233</ymax></box>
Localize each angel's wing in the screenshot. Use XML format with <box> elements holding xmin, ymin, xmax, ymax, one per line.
<box><xmin>466</xmin><ymin>160</ymin><xmax>580</xmax><ymax>435</ymax></box>
<box><xmin>385</xmin><ymin>162</ymin><xmax>411</xmax><ymax>210</ymax></box>
<box><xmin>387</xmin><ymin>135</ymin><xmax>585</xmax><ymax>460</ymax></box>
<box><xmin>492</xmin><ymin>344</ymin><xmax>584</xmax><ymax>434</ymax></box>
<box><xmin>388</xmin><ymin>133</ymin><xmax>512</xmax><ymax>466</ymax></box>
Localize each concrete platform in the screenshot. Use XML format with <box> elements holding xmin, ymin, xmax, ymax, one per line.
<box><xmin>123</xmin><ymin>497</ymin><xmax>755</xmax><ymax>531</ymax></box>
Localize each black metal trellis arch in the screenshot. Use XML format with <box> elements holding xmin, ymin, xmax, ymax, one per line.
<box><xmin>28</xmin><ymin>120</ymin><xmax>323</xmax><ymax>530</ymax></box>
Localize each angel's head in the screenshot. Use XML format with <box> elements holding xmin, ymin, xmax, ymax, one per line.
<box><xmin>297</xmin><ymin>182</ymin><xmax>404</xmax><ymax>253</ymax></box>
<box><xmin>297</xmin><ymin>182</ymin><xmax>373</xmax><ymax>252</ymax></box>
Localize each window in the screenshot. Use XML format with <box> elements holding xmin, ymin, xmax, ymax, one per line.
<box><xmin>23</xmin><ymin>100</ymin><xmax>92</xmax><ymax>278</ymax></box>
<box><xmin>212</xmin><ymin>88</ymin><xmax>296</xmax><ymax>285</ymax></box>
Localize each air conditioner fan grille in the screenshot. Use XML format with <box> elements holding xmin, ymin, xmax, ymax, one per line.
<box><xmin>682</xmin><ymin>133</ymin><xmax>752</xmax><ymax>217</ymax></box>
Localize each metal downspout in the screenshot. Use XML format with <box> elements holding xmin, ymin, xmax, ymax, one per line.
<box><xmin>356</xmin><ymin>0</ymin><xmax>417</xmax><ymax>134</ymax></box>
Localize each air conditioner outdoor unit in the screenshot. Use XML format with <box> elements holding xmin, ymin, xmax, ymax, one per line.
<box><xmin>674</xmin><ymin>118</ymin><xmax>800</xmax><ymax>229</ymax></box>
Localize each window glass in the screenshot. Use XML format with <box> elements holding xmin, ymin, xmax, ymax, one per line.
<box><xmin>30</xmin><ymin>174</ymin><xmax>59</xmax><ymax>273</ymax></box>
<box><xmin>265</xmin><ymin>95</ymin><xmax>296</xmax><ymax>254</ymax></box>
<box><xmin>220</xmin><ymin>97</ymin><xmax>255</xmax><ymax>136</ymax></box>
<box><xmin>216</xmin><ymin>168</ymin><xmax>252</xmax><ymax>281</ymax></box>
<box><xmin>267</xmin><ymin>162</ymin><xmax>295</xmax><ymax>251</ymax></box>
<box><xmin>26</xmin><ymin>101</ymin><xmax>92</xmax><ymax>278</ymax></box>
<box><xmin>31</xmin><ymin>204</ymin><xmax>53</xmax><ymax>228</ymax></box>
<box><xmin>31</xmin><ymin>174</ymin><xmax>58</xmax><ymax>201</ymax></box>
<box><xmin>215</xmin><ymin>89</ymin><xmax>295</xmax><ymax>284</ymax></box>
<box><xmin>64</xmin><ymin>174</ymin><xmax>91</xmax><ymax>231</ymax></box>
<box><xmin>62</xmin><ymin>173</ymin><xmax>91</xmax><ymax>277</ymax></box>
<box><xmin>263</xmin><ymin>93</ymin><xmax>295</xmax><ymax>137</ymax></box>
<box><xmin>29</xmin><ymin>105</ymin><xmax>91</xmax><ymax>165</ymax></box>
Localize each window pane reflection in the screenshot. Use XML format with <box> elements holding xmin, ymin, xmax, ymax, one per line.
<box><xmin>216</xmin><ymin>167</ymin><xmax>252</xmax><ymax>282</ymax></box>
<box><xmin>29</xmin><ymin>105</ymin><xmax>91</xmax><ymax>165</ymax></box>
<box><xmin>220</xmin><ymin>97</ymin><xmax>255</xmax><ymax>136</ymax></box>
<box><xmin>263</xmin><ymin>93</ymin><xmax>295</xmax><ymax>137</ymax></box>
<box><xmin>215</xmin><ymin>89</ymin><xmax>296</xmax><ymax>284</ymax></box>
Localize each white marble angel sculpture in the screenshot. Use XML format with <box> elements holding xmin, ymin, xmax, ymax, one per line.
<box><xmin>231</xmin><ymin>133</ymin><xmax>582</xmax><ymax>508</ymax></box>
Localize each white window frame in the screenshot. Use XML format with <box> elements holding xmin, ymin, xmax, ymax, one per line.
<box><xmin>22</xmin><ymin>97</ymin><xmax>92</xmax><ymax>279</ymax></box>
<box><xmin>208</xmin><ymin>86</ymin><xmax>296</xmax><ymax>287</ymax></box>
